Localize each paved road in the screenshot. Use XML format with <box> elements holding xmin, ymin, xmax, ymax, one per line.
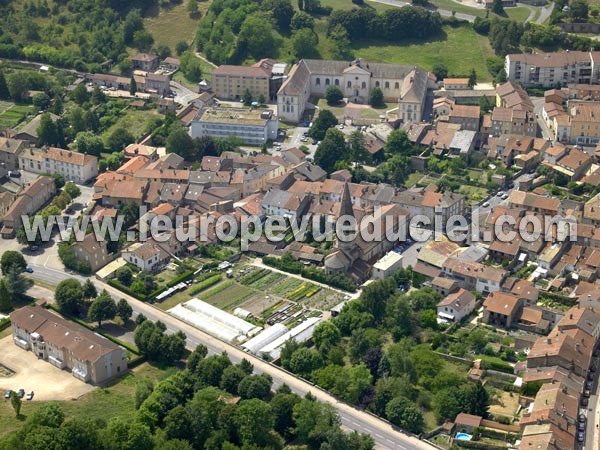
<box><xmin>24</xmin><ymin>263</ymin><xmax>434</xmax><ymax>450</ymax></box>
<box><xmin>532</xmin><ymin>97</ymin><xmax>553</xmax><ymax>140</ymax></box>
<box><xmin>536</xmin><ymin>1</ymin><xmax>554</xmax><ymax>24</ymax></box>
<box><xmin>171</xmin><ymin>80</ymin><xmax>199</xmax><ymax>106</ymax></box>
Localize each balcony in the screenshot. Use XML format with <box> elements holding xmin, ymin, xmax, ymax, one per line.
<box><xmin>72</xmin><ymin>366</ymin><xmax>89</xmax><ymax>382</ymax></box>
<box><xmin>13</xmin><ymin>336</ymin><xmax>29</xmax><ymax>350</ymax></box>
<box><xmin>48</xmin><ymin>355</ymin><xmax>65</xmax><ymax>369</ymax></box>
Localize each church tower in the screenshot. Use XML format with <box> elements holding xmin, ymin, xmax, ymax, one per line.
<box><xmin>337</xmin><ymin>182</ymin><xmax>357</xmax><ymax>252</ymax></box>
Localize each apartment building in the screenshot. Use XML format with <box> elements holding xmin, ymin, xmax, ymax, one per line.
<box><xmin>446</xmin><ymin>104</ymin><xmax>481</xmax><ymax>131</ymax></box>
<box><xmin>490</xmin><ymin>107</ymin><xmax>537</xmax><ymax>137</ymax></box>
<box><xmin>556</xmin><ymin>101</ymin><xmax>600</xmax><ymax>146</ymax></box>
<box><xmin>1</xmin><ymin>176</ymin><xmax>55</xmax><ymax>237</ymax></box>
<box><xmin>71</xmin><ymin>233</ymin><xmax>112</xmax><ymax>272</ymax></box>
<box><xmin>190</xmin><ymin>107</ymin><xmax>279</xmax><ymax>145</ymax></box>
<box><xmin>212</xmin><ymin>65</ymin><xmax>271</xmax><ymax>101</ymax></box>
<box><xmin>10</xmin><ymin>306</ymin><xmax>127</xmax><ymax>385</ymax></box>
<box><xmin>42</xmin><ymin>147</ymin><xmax>98</xmax><ymax>183</ymax></box>
<box><xmin>505</xmin><ymin>51</ymin><xmax>600</xmax><ymax>87</ymax></box>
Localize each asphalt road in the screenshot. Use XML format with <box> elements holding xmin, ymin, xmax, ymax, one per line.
<box><xmin>24</xmin><ymin>263</ymin><xmax>435</xmax><ymax>450</ymax></box>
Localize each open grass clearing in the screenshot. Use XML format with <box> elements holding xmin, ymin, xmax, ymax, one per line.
<box><xmin>101</xmin><ymin>108</ymin><xmax>163</xmax><ymax>143</ymax></box>
<box><xmin>144</xmin><ymin>1</ymin><xmax>206</xmax><ymax>51</ymax></box>
<box><xmin>351</xmin><ymin>25</ymin><xmax>495</xmax><ymax>81</ymax></box>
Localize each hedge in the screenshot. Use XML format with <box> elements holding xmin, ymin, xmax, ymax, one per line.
<box><xmin>188</xmin><ymin>274</ymin><xmax>223</xmax><ymax>296</ymax></box>
<box><xmin>0</xmin><ymin>317</ymin><xmax>11</xmax><ymax>332</ymax></box>
<box><xmin>479</xmin><ymin>356</ymin><xmax>513</xmax><ymax>374</ymax></box>
<box><xmin>109</xmin><ymin>270</ymin><xmax>195</xmax><ymax>302</ymax></box>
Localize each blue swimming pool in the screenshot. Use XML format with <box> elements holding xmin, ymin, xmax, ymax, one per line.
<box><xmin>456</xmin><ymin>433</ymin><xmax>472</xmax><ymax>441</ymax></box>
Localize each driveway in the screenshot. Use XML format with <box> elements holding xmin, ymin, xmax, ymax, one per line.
<box><xmin>0</xmin><ymin>336</ymin><xmax>95</xmax><ymax>401</ymax></box>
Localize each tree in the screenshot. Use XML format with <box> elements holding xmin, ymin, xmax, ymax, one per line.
<box><xmin>4</xmin><ymin>266</ymin><xmax>32</xmax><ymax>300</ymax></box>
<box><xmin>325</xmin><ymin>85</ymin><xmax>344</xmax><ymax>104</ymax></box>
<box><xmin>175</xmin><ymin>41</ymin><xmax>189</xmax><ymax>55</ymax></box>
<box><xmin>133</xmin><ymin>30</ymin><xmax>154</xmax><ymax>51</ymax></box>
<box><xmin>385</xmin><ymin>397</ymin><xmax>424</xmax><ymax>434</ymax></box>
<box><xmin>419</xmin><ymin>309</ymin><xmax>438</xmax><ymax>329</ymax></box>
<box><xmin>271</xmin><ymin>392</ymin><xmax>301</xmax><ymax>438</ymax></box>
<box><xmin>74</xmin><ymin>131</ymin><xmax>104</xmax><ymax>157</ymax></box>
<box><xmin>258</xmin><ymin>94</ymin><xmax>266</xmax><ymax>105</ymax></box>
<box><xmin>117</xmin><ymin>298</ymin><xmax>133</xmax><ymax>323</ymax></box>
<box><xmin>130</xmin><ymin>76</ymin><xmax>137</xmax><ymax>96</ymax></box>
<box><xmin>479</xmin><ymin>94</ymin><xmax>493</xmax><ymax>113</ymax></box>
<box><xmin>88</xmin><ymin>290</ymin><xmax>117</xmax><ymax>327</ymax></box>
<box><xmin>329</xmin><ymin>24</ymin><xmax>353</xmax><ymax>60</ymax></box>
<box><xmin>313</xmin><ymin>321</ymin><xmax>341</xmax><ymax>352</ymax></box>
<box><xmin>238</xmin><ymin>373</ymin><xmax>272</xmax><ymax>400</ymax></box>
<box><xmin>116</xmin><ymin>266</ymin><xmax>134</xmax><ymax>286</ymax></box>
<box><xmin>463</xmin><ymin>380</ymin><xmax>490</xmax><ymax>417</ymax></box>
<box><xmin>292</xmin><ymin>28</ymin><xmax>318</xmax><ymax>58</ymax></box>
<box><xmin>432</xmin><ymin>63</ymin><xmax>448</xmax><ymax>81</ymax></box>
<box><xmin>32</xmin><ymin>92</ymin><xmax>50</xmax><ymax>109</ymax></box>
<box><xmin>291</xmin><ymin>11</ymin><xmax>315</xmax><ymax>30</ymax></box>
<box><xmin>135</xmin><ymin>379</ymin><xmax>154</xmax><ymax>409</ymax></box>
<box><xmin>91</xmin><ymin>86</ymin><xmax>106</xmax><ymax>105</ymax></box>
<box><xmin>235</xmin><ymin>399</ymin><xmax>275</xmax><ymax>447</ymax></box>
<box><xmin>37</xmin><ymin>113</ymin><xmax>60</xmax><ymax>147</ymax></box>
<box><xmin>569</xmin><ymin>0</ymin><xmax>589</xmax><ymax>21</ymax></box>
<box><xmin>314</xmin><ymin>128</ymin><xmax>346</xmax><ymax>173</ymax></box>
<box><xmin>242</xmin><ymin>89</ymin><xmax>253</xmax><ymax>106</ymax></box>
<box><xmin>82</xmin><ymin>279</ymin><xmax>97</xmax><ymax>299</ymax></box>
<box><xmin>166</xmin><ymin>126</ymin><xmax>195</xmax><ymax>160</ymax></box>
<box><xmin>334</xmin><ymin>364</ymin><xmax>372</xmax><ymax>404</ymax></box>
<box><xmin>468</xmin><ymin>68</ymin><xmax>477</xmax><ymax>88</ymax></box>
<box><xmin>1</xmin><ymin>251</ymin><xmax>26</xmax><ymax>274</ymax></box>
<box><xmin>309</xmin><ymin>109</ymin><xmax>338</xmax><ymax>140</ymax></box>
<box><xmin>187</xmin><ymin>0</ymin><xmax>199</xmax><ymax>17</ymax></box>
<box><xmin>0</xmin><ymin>279</ymin><xmax>11</xmax><ymax>312</ymax></box>
<box><xmin>180</xmin><ymin>51</ymin><xmax>203</xmax><ymax>83</ymax></box>
<box><xmin>107</xmin><ymin>127</ymin><xmax>134</xmax><ymax>152</ymax></box>
<box><xmin>492</xmin><ymin>0</ymin><xmax>504</xmax><ymax>15</ymax></box>
<box><xmin>70</xmin><ymin>83</ymin><xmax>91</xmax><ymax>105</ymax></box>
<box><xmin>220</xmin><ymin>365</ymin><xmax>247</xmax><ymax>395</ymax></box>
<box><xmin>289</xmin><ymin>347</ymin><xmax>323</xmax><ymax>377</ymax></box>
<box><xmin>238</xmin><ymin>15</ymin><xmax>277</xmax><ymax>59</ymax></box>
<box><xmin>6</xmin><ymin>74</ymin><xmax>29</xmax><ymax>102</ymax></box>
<box><xmin>10</xmin><ymin>391</ymin><xmax>22</xmax><ymax>417</ymax></box>
<box><xmin>0</xmin><ymin>71</ymin><xmax>9</xmax><ymax>100</ymax></box>
<box><xmin>264</xmin><ymin>0</ymin><xmax>295</xmax><ymax>30</ymax></box>
<box><xmin>369</xmin><ymin>86</ymin><xmax>384</xmax><ymax>107</ymax></box>
<box><xmin>55</xmin><ymin>279</ymin><xmax>84</xmax><ymax>315</ymax></box>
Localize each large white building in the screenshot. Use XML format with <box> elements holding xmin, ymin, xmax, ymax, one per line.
<box><xmin>190</xmin><ymin>107</ymin><xmax>279</xmax><ymax>145</ymax></box>
<box><xmin>18</xmin><ymin>147</ymin><xmax>98</xmax><ymax>183</ymax></box>
<box><xmin>277</xmin><ymin>58</ymin><xmax>433</xmax><ymax>123</ymax></box>
<box><xmin>505</xmin><ymin>51</ymin><xmax>600</xmax><ymax>87</ymax></box>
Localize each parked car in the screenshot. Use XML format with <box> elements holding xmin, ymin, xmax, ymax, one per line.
<box><xmin>4</xmin><ymin>390</ymin><xmax>12</xmax><ymax>399</ymax></box>
<box><xmin>501</xmin><ymin>194</ymin><xmax>509</xmax><ymax>200</ymax></box>
<box><xmin>25</xmin><ymin>266</ymin><xmax>33</xmax><ymax>273</ymax></box>
<box><xmin>482</xmin><ymin>202</ymin><xmax>490</xmax><ymax>208</ymax></box>
<box><xmin>579</xmin><ymin>413</ymin><xmax>587</xmax><ymax>423</ymax></box>
<box><xmin>311</xmin><ymin>139</ymin><xmax>318</xmax><ymax>145</ymax></box>
<box><xmin>578</xmin><ymin>421</ymin><xmax>586</xmax><ymax>432</ymax></box>
<box><xmin>25</xmin><ymin>391</ymin><xmax>34</xmax><ymax>401</ymax></box>
<box><xmin>8</xmin><ymin>170</ymin><xmax>21</xmax><ymax>178</ymax></box>
<box><xmin>497</xmin><ymin>191</ymin><xmax>504</xmax><ymax>197</ymax></box>
<box><xmin>581</xmin><ymin>397</ymin><xmax>589</xmax><ymax>407</ymax></box>
<box><xmin>17</xmin><ymin>389</ymin><xmax>25</xmax><ymax>398</ymax></box>
<box><xmin>578</xmin><ymin>431</ymin><xmax>585</xmax><ymax>443</ymax></box>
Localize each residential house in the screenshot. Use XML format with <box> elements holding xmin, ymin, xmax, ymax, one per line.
<box><xmin>482</xmin><ymin>291</ymin><xmax>523</xmax><ymax>328</ymax></box>
<box><xmin>442</xmin><ymin>257</ymin><xmax>507</xmax><ymax>293</ymax></box>
<box><xmin>437</xmin><ymin>288</ymin><xmax>476</xmax><ymax>322</ymax></box>
<box><xmin>70</xmin><ymin>233</ymin><xmax>112</xmax><ymax>272</ymax></box>
<box><xmin>42</xmin><ymin>147</ymin><xmax>99</xmax><ymax>183</ymax></box>
<box><xmin>121</xmin><ymin>242</ymin><xmax>170</xmax><ymax>272</ymax></box>
<box><xmin>0</xmin><ymin>137</ymin><xmax>26</xmax><ymax>170</ymax></box>
<box><xmin>132</xmin><ymin>53</ymin><xmax>159</xmax><ymax>72</ymax></box>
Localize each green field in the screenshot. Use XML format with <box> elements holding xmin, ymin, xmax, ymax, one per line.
<box><xmin>505</xmin><ymin>6</ymin><xmax>533</xmax><ymax>22</ymax></box>
<box><xmin>144</xmin><ymin>2</ymin><xmax>205</xmax><ymax>51</ymax></box>
<box><xmin>0</xmin><ymin>104</ymin><xmax>37</xmax><ymax>129</ymax></box>
<box><xmin>0</xmin><ymin>364</ymin><xmax>172</xmax><ymax>438</ymax></box>
<box><xmin>101</xmin><ymin>108</ymin><xmax>163</xmax><ymax>143</ymax></box>
<box><xmin>352</xmin><ymin>25</ymin><xmax>496</xmax><ymax>81</ymax></box>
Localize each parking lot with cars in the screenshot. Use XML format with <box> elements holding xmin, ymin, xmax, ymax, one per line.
<box><xmin>0</xmin><ymin>336</ymin><xmax>94</xmax><ymax>401</ymax></box>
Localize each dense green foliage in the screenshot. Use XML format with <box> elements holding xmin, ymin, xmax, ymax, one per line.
<box><xmin>0</xmin><ymin>344</ymin><xmax>375</xmax><ymax>450</ymax></box>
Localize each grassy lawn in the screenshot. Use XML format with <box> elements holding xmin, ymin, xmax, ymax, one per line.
<box><xmin>405</xmin><ymin>171</ymin><xmax>425</xmax><ymax>188</ymax></box>
<box><xmin>351</xmin><ymin>25</ymin><xmax>495</xmax><ymax>81</ymax></box>
<box><xmin>458</xmin><ymin>184</ymin><xmax>489</xmax><ymax>202</ymax></box>
<box><xmin>0</xmin><ymin>104</ymin><xmax>37</xmax><ymax>129</ymax></box>
<box><xmin>428</xmin><ymin>0</ymin><xmax>488</xmax><ymax>17</ymax></box>
<box><xmin>101</xmin><ymin>109</ymin><xmax>163</xmax><ymax>143</ymax></box>
<box><xmin>144</xmin><ymin>2</ymin><xmax>205</xmax><ymax>50</ymax></box>
<box><xmin>0</xmin><ymin>363</ymin><xmax>173</xmax><ymax>438</ymax></box>
<box><xmin>505</xmin><ymin>6</ymin><xmax>532</xmax><ymax>22</ymax></box>
<box><xmin>316</xmin><ymin>98</ymin><xmax>346</xmax><ymax>117</ymax></box>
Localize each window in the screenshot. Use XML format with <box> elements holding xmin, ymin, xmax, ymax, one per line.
<box><xmin>316</xmin><ymin>78</ymin><xmax>321</xmax><ymax>85</ymax></box>
<box><xmin>361</xmin><ymin>82</ymin><xmax>366</xmax><ymax>89</ymax></box>
<box><xmin>347</xmin><ymin>81</ymin><xmax>351</xmax><ymax>88</ymax></box>
<box><xmin>395</xmin><ymin>82</ymin><xmax>399</xmax><ymax>89</ymax></box>
<box><xmin>385</xmin><ymin>82</ymin><xmax>389</xmax><ymax>89</ymax></box>
<box><xmin>334</xmin><ymin>79</ymin><xmax>339</xmax><ymax>86</ymax></box>
<box><xmin>375</xmin><ymin>81</ymin><xmax>380</xmax><ymax>87</ymax></box>
<box><xmin>325</xmin><ymin>78</ymin><xmax>330</xmax><ymax>85</ymax></box>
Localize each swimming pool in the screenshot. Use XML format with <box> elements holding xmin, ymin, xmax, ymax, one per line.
<box><xmin>456</xmin><ymin>433</ymin><xmax>472</xmax><ymax>441</ymax></box>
